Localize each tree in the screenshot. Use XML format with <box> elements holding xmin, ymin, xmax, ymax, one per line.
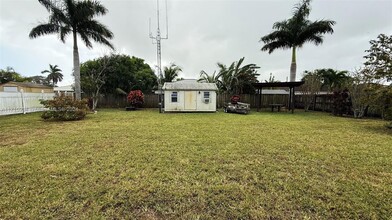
<box><xmin>80</xmin><ymin>55</ymin><xmax>113</xmax><ymax>110</ymax></box>
<box><xmin>81</xmin><ymin>54</ymin><xmax>157</xmax><ymax>101</ymax></box>
<box><xmin>200</xmin><ymin>58</ymin><xmax>259</xmax><ymax>94</ymax></box>
<box><xmin>265</xmin><ymin>73</ymin><xmax>280</xmax><ymax>83</ymax></box>
<box><xmin>26</xmin><ymin>75</ymin><xmax>51</xmax><ymax>85</ymax></box>
<box><xmin>221</xmin><ymin>57</ymin><xmax>260</xmax><ymax>94</ymax></box>
<box><xmin>41</xmin><ymin>64</ymin><xmax>63</xmax><ymax>86</ymax></box>
<box><xmin>363</xmin><ymin>34</ymin><xmax>392</xmax><ymax>82</ymax></box>
<box><xmin>260</xmin><ymin>0</ymin><xmax>335</xmax><ymax>82</ymax></box>
<box><xmin>347</xmin><ymin>69</ymin><xmax>373</xmax><ymax>118</ymax></box>
<box><xmin>315</xmin><ymin>68</ymin><xmax>350</xmax><ymax>91</ymax></box>
<box><xmin>198</xmin><ymin>70</ymin><xmax>220</xmax><ymax>84</ymax></box>
<box><xmin>29</xmin><ymin>0</ymin><xmax>114</xmax><ymax>100</ymax></box>
<box><xmin>163</xmin><ymin>63</ymin><xmax>182</xmax><ymax>82</ymax></box>
<box><xmin>0</xmin><ymin>67</ymin><xmax>25</xmax><ymax>83</ymax></box>
<box><xmin>301</xmin><ymin>71</ymin><xmax>322</xmax><ymax>111</ymax></box>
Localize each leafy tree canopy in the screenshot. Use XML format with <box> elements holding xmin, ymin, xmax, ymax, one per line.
<box><xmin>363</xmin><ymin>34</ymin><xmax>392</xmax><ymax>82</ymax></box>
<box><xmin>80</xmin><ymin>54</ymin><xmax>157</xmax><ymax>95</ymax></box>
<box><xmin>0</xmin><ymin>67</ymin><xmax>24</xmax><ymax>84</ymax></box>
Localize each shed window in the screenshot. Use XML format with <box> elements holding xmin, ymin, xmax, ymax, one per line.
<box><xmin>4</xmin><ymin>86</ymin><xmax>18</xmax><ymax>92</ymax></box>
<box><xmin>203</xmin><ymin>92</ymin><xmax>210</xmax><ymax>99</ymax></box>
<box><xmin>171</xmin><ymin>92</ymin><xmax>178</xmax><ymax>102</ymax></box>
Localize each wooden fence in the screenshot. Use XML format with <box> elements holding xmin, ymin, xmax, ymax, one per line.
<box><xmin>97</xmin><ymin>93</ymin><xmax>333</xmax><ymax>111</ymax></box>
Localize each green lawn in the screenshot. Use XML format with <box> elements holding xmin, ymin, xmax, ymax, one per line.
<box><xmin>0</xmin><ymin>109</ymin><xmax>391</xmax><ymax>219</ymax></box>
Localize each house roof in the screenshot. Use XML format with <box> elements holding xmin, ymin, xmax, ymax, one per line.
<box><xmin>54</xmin><ymin>85</ymin><xmax>74</xmax><ymax>92</ymax></box>
<box><xmin>163</xmin><ymin>79</ymin><xmax>218</xmax><ymax>91</ymax></box>
<box><xmin>252</xmin><ymin>81</ymin><xmax>305</xmax><ymax>88</ymax></box>
<box><xmin>0</xmin><ymin>81</ymin><xmax>52</xmax><ymax>89</ymax></box>
<box><xmin>258</xmin><ymin>89</ymin><xmax>289</xmax><ymax>95</ymax></box>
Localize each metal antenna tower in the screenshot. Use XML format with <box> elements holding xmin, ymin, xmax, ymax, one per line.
<box><xmin>150</xmin><ymin>0</ymin><xmax>168</xmax><ymax>113</ymax></box>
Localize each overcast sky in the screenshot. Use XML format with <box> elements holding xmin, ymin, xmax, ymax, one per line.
<box><xmin>1</xmin><ymin>0</ymin><xmax>391</xmax><ymax>86</ymax></box>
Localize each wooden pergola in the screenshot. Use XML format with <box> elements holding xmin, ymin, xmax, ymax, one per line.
<box><xmin>252</xmin><ymin>81</ymin><xmax>305</xmax><ymax>113</ymax></box>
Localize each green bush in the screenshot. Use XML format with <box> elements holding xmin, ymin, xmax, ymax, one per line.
<box><xmin>384</xmin><ymin>107</ymin><xmax>392</xmax><ymax>128</ymax></box>
<box><xmin>40</xmin><ymin>95</ymin><xmax>89</xmax><ymax>121</ymax></box>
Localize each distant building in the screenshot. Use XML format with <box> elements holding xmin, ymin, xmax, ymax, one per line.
<box><xmin>163</xmin><ymin>79</ymin><xmax>218</xmax><ymax>112</ymax></box>
<box><xmin>54</xmin><ymin>85</ymin><xmax>74</xmax><ymax>97</ymax></box>
<box><xmin>0</xmin><ymin>81</ymin><xmax>53</xmax><ymax>93</ymax></box>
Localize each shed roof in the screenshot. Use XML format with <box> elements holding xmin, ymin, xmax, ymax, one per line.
<box><xmin>163</xmin><ymin>79</ymin><xmax>218</xmax><ymax>91</ymax></box>
<box><xmin>0</xmin><ymin>81</ymin><xmax>52</xmax><ymax>89</ymax></box>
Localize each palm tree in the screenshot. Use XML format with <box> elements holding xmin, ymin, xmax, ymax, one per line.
<box><xmin>198</xmin><ymin>70</ymin><xmax>220</xmax><ymax>84</ymax></box>
<box><xmin>29</xmin><ymin>0</ymin><xmax>114</xmax><ymax>100</ymax></box>
<box><xmin>221</xmin><ymin>57</ymin><xmax>259</xmax><ymax>94</ymax></box>
<box><xmin>41</xmin><ymin>64</ymin><xmax>63</xmax><ymax>86</ymax></box>
<box><xmin>315</xmin><ymin>69</ymin><xmax>349</xmax><ymax>91</ymax></box>
<box><xmin>260</xmin><ymin>0</ymin><xmax>335</xmax><ymax>82</ymax></box>
<box><xmin>163</xmin><ymin>63</ymin><xmax>182</xmax><ymax>82</ymax></box>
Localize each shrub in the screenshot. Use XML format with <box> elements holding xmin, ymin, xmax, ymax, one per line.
<box><xmin>40</xmin><ymin>95</ymin><xmax>89</xmax><ymax>121</ymax></box>
<box><xmin>332</xmin><ymin>89</ymin><xmax>351</xmax><ymax>116</ymax></box>
<box><xmin>385</xmin><ymin>108</ymin><xmax>392</xmax><ymax>128</ymax></box>
<box><xmin>127</xmin><ymin>90</ymin><xmax>144</xmax><ymax>108</ymax></box>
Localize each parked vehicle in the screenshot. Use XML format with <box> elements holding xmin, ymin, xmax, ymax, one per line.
<box><xmin>223</xmin><ymin>95</ymin><xmax>250</xmax><ymax>114</ymax></box>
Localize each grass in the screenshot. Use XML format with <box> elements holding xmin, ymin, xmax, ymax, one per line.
<box><xmin>0</xmin><ymin>109</ymin><xmax>391</xmax><ymax>219</ymax></box>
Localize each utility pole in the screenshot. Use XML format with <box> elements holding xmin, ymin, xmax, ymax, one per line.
<box><xmin>150</xmin><ymin>0</ymin><xmax>168</xmax><ymax>113</ymax></box>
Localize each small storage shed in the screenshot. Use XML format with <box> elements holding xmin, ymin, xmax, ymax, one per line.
<box><xmin>163</xmin><ymin>79</ymin><xmax>218</xmax><ymax>112</ymax></box>
<box><xmin>0</xmin><ymin>81</ymin><xmax>53</xmax><ymax>93</ymax></box>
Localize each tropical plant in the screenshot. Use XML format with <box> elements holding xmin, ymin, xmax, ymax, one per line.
<box><xmin>41</xmin><ymin>64</ymin><xmax>63</xmax><ymax>86</ymax></box>
<box><xmin>0</xmin><ymin>67</ymin><xmax>25</xmax><ymax>83</ymax></box>
<box><xmin>29</xmin><ymin>0</ymin><xmax>114</xmax><ymax>100</ymax></box>
<box><xmin>198</xmin><ymin>70</ymin><xmax>220</xmax><ymax>84</ymax></box>
<box><xmin>199</xmin><ymin>58</ymin><xmax>259</xmax><ymax>94</ymax></box>
<box><xmin>260</xmin><ymin>0</ymin><xmax>335</xmax><ymax>82</ymax></box>
<box><xmin>221</xmin><ymin>57</ymin><xmax>260</xmax><ymax>94</ymax></box>
<box><xmin>315</xmin><ymin>69</ymin><xmax>350</xmax><ymax>91</ymax></box>
<box><xmin>163</xmin><ymin>63</ymin><xmax>182</xmax><ymax>83</ymax></box>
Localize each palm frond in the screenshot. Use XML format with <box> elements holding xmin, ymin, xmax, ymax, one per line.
<box><xmin>261</xmin><ymin>41</ymin><xmax>292</xmax><ymax>53</ymax></box>
<box><xmin>29</xmin><ymin>23</ymin><xmax>60</xmax><ymax>39</ymax></box>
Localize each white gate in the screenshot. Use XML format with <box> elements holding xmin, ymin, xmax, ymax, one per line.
<box><xmin>0</xmin><ymin>91</ymin><xmax>55</xmax><ymax>116</ymax></box>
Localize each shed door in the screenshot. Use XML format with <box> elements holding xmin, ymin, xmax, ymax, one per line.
<box><xmin>184</xmin><ymin>91</ymin><xmax>197</xmax><ymax>110</ymax></box>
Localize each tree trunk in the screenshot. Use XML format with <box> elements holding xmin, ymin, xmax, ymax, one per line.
<box><xmin>73</xmin><ymin>31</ymin><xmax>81</xmax><ymax>100</ymax></box>
<box><xmin>290</xmin><ymin>46</ymin><xmax>297</xmax><ymax>82</ymax></box>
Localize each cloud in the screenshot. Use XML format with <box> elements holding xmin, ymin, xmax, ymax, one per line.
<box><xmin>1</xmin><ymin>0</ymin><xmax>391</xmax><ymax>86</ymax></box>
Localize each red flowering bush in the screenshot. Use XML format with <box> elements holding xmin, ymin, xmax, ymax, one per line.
<box><xmin>127</xmin><ymin>90</ymin><xmax>144</xmax><ymax>108</ymax></box>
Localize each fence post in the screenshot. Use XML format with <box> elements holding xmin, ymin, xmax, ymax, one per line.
<box><xmin>20</xmin><ymin>89</ymin><xmax>26</xmax><ymax>114</ymax></box>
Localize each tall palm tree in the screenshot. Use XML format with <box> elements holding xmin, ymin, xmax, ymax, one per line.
<box><xmin>163</xmin><ymin>63</ymin><xmax>182</xmax><ymax>82</ymax></box>
<box><xmin>260</xmin><ymin>0</ymin><xmax>335</xmax><ymax>82</ymax></box>
<box><xmin>29</xmin><ymin>0</ymin><xmax>114</xmax><ymax>100</ymax></box>
<box><xmin>41</xmin><ymin>64</ymin><xmax>63</xmax><ymax>86</ymax></box>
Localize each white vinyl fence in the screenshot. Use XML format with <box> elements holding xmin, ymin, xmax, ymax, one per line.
<box><xmin>0</xmin><ymin>92</ymin><xmax>55</xmax><ymax>116</ymax></box>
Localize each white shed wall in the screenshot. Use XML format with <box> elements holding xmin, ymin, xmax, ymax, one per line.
<box><xmin>164</xmin><ymin>90</ymin><xmax>216</xmax><ymax>112</ymax></box>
